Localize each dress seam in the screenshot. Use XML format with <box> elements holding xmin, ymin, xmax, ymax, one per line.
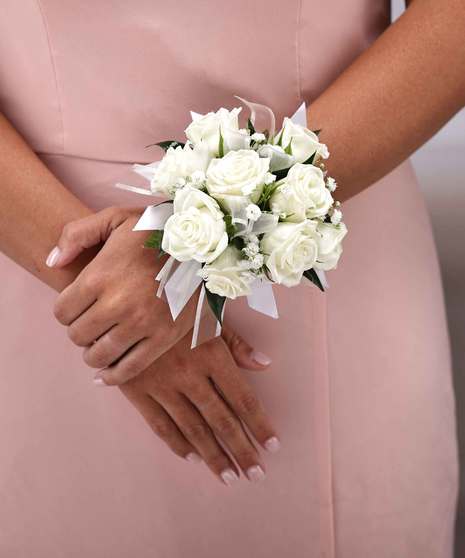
<box><xmin>295</xmin><ymin>0</ymin><xmax>304</xmax><ymax>104</ymax></box>
<box><xmin>36</xmin><ymin>0</ymin><xmax>65</xmax><ymax>154</ymax></box>
<box><xmin>323</xmin><ymin>296</ymin><xmax>337</xmax><ymax>558</ymax></box>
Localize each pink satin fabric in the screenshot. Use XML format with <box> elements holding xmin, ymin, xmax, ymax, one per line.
<box><xmin>0</xmin><ymin>1</ymin><xmax>458</xmax><ymax>557</ymax></box>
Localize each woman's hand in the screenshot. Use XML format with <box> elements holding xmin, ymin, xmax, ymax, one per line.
<box><xmin>50</xmin><ymin>207</ymin><xmax>201</xmax><ymax>384</ymax></box>
<box><xmin>50</xmin><ymin>207</ymin><xmax>272</xmax><ymax>385</ymax></box>
<box><xmin>118</xmin><ymin>327</ymin><xmax>280</xmax><ymax>485</ymax></box>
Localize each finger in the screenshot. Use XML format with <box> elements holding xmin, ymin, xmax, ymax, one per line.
<box><xmin>53</xmin><ymin>278</ymin><xmax>97</xmax><ymax>326</ymax></box>
<box><xmin>94</xmin><ymin>337</ymin><xmax>162</xmax><ymax>386</ymax></box>
<box><xmin>221</xmin><ymin>326</ymin><xmax>272</xmax><ymax>371</ymax></box>
<box><xmin>210</xmin><ymin>359</ymin><xmax>281</xmax><ymax>455</ymax></box>
<box><xmin>82</xmin><ymin>323</ymin><xmax>144</xmax><ymax>369</ymax></box>
<box><xmin>119</xmin><ymin>387</ymin><xmax>201</xmax><ymax>464</ymax></box>
<box><xmin>66</xmin><ymin>299</ymin><xmax>118</xmax><ymax>347</ymax></box>
<box><xmin>46</xmin><ymin>207</ymin><xmax>141</xmax><ymax>268</ymax></box>
<box><xmin>184</xmin><ymin>377</ymin><xmax>266</xmax><ymax>482</ymax></box>
<box><xmin>157</xmin><ymin>391</ymin><xmax>240</xmax><ymax>486</ymax></box>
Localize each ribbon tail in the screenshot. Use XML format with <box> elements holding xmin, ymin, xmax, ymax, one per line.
<box><xmin>133</xmin><ymin>203</ymin><xmax>173</xmax><ymax>231</ymax></box>
<box><xmin>289</xmin><ymin>102</ymin><xmax>307</xmax><ymax>127</ymax></box>
<box><xmin>164</xmin><ymin>260</ymin><xmax>203</xmax><ymax>321</ymax></box>
<box><xmin>115</xmin><ymin>182</ymin><xmax>155</xmax><ymax>196</ymax></box>
<box><xmin>247</xmin><ymin>280</ymin><xmax>279</xmax><ymax>319</ymax></box>
<box><xmin>234</xmin><ymin>96</ymin><xmax>276</xmax><ymax>139</ymax></box>
<box><xmin>315</xmin><ymin>269</ymin><xmax>329</xmax><ymax>289</ymax></box>
<box><xmin>155</xmin><ymin>256</ymin><xmax>176</xmax><ymax>298</ymax></box>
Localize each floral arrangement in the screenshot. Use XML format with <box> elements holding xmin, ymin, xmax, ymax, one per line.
<box><xmin>118</xmin><ymin>97</ymin><xmax>347</xmax><ymax>341</ymax></box>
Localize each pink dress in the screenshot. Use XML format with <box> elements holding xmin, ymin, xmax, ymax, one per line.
<box><xmin>0</xmin><ymin>1</ymin><xmax>458</xmax><ymax>556</ymax></box>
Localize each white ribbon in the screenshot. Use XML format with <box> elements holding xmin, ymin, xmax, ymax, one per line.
<box><xmin>247</xmin><ymin>280</ymin><xmax>279</xmax><ymax>319</ymax></box>
<box><xmin>155</xmin><ymin>256</ymin><xmax>176</xmax><ymax>297</ymax></box>
<box><xmin>164</xmin><ymin>260</ymin><xmax>203</xmax><ymax>321</ymax></box>
<box><xmin>289</xmin><ymin>102</ymin><xmax>307</xmax><ymax>127</ymax></box>
<box><xmin>235</xmin><ymin>96</ymin><xmax>276</xmax><ymax>139</ymax></box>
<box><xmin>133</xmin><ymin>162</ymin><xmax>160</xmax><ymax>181</ymax></box>
<box><xmin>133</xmin><ymin>203</ymin><xmax>173</xmax><ymax>231</ymax></box>
<box><xmin>315</xmin><ymin>269</ymin><xmax>329</xmax><ymax>289</ymax></box>
<box><xmin>115</xmin><ymin>182</ymin><xmax>154</xmax><ymax>196</ymax></box>
<box><xmin>251</xmin><ymin>213</ymin><xmax>279</xmax><ymax>235</ymax></box>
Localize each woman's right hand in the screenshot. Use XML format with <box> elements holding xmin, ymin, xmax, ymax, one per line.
<box><xmin>118</xmin><ymin>326</ymin><xmax>281</xmax><ymax>485</ymax></box>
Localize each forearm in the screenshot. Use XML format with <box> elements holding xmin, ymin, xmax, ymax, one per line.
<box><xmin>307</xmin><ymin>0</ymin><xmax>465</xmax><ymax>200</ymax></box>
<box><xmin>0</xmin><ymin>113</ymin><xmax>96</xmax><ymax>291</ymax></box>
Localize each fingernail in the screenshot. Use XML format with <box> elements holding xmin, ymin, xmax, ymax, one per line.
<box><xmin>264</xmin><ymin>436</ymin><xmax>281</xmax><ymax>453</ymax></box>
<box><xmin>251</xmin><ymin>350</ymin><xmax>272</xmax><ymax>366</ymax></box>
<box><xmin>46</xmin><ymin>246</ymin><xmax>61</xmax><ymax>267</ymax></box>
<box><xmin>246</xmin><ymin>465</ymin><xmax>266</xmax><ymax>482</ymax></box>
<box><xmin>93</xmin><ymin>376</ymin><xmax>106</xmax><ymax>387</ymax></box>
<box><xmin>186</xmin><ymin>452</ymin><xmax>202</xmax><ymax>464</ymax></box>
<box><xmin>220</xmin><ymin>468</ymin><xmax>239</xmax><ymax>486</ymax></box>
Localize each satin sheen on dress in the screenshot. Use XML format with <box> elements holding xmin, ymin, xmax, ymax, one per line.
<box><xmin>0</xmin><ymin>1</ymin><xmax>458</xmax><ymax>557</ymax></box>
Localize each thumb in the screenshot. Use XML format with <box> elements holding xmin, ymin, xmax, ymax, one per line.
<box><xmin>221</xmin><ymin>326</ymin><xmax>272</xmax><ymax>371</ymax></box>
<box><xmin>45</xmin><ymin>207</ymin><xmax>139</xmax><ymax>268</ymax></box>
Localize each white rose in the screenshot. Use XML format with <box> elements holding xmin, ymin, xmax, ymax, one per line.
<box><xmin>162</xmin><ymin>187</ymin><xmax>228</xmax><ymax>263</ymax></box>
<box><xmin>270</xmin><ymin>163</ymin><xmax>333</xmax><ymax>221</ymax></box>
<box><xmin>206</xmin><ymin>149</ymin><xmax>270</xmax><ymax>210</ymax></box>
<box><xmin>261</xmin><ymin>220</ymin><xmax>318</xmax><ymax>287</ymax></box>
<box><xmin>151</xmin><ymin>143</ymin><xmax>211</xmax><ymax>197</ymax></box>
<box><xmin>185</xmin><ymin>107</ymin><xmax>250</xmax><ymax>156</ymax></box>
<box><xmin>314</xmin><ymin>222</ymin><xmax>348</xmax><ymax>271</ymax></box>
<box><xmin>274</xmin><ymin>118</ymin><xmax>329</xmax><ymax>163</ymax></box>
<box><xmin>201</xmin><ymin>246</ymin><xmax>254</xmax><ymax>299</ymax></box>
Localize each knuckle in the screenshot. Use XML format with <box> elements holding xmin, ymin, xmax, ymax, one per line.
<box><xmin>53</xmin><ymin>300</ymin><xmax>67</xmax><ymax>324</ymax></box>
<box><xmin>238</xmin><ymin>392</ymin><xmax>260</xmax><ymax>416</ymax></box>
<box><xmin>115</xmin><ymin>360</ymin><xmax>143</xmax><ymax>383</ymax></box>
<box><xmin>61</xmin><ymin>222</ymin><xmax>78</xmax><ymax>243</ymax></box>
<box><xmin>183</xmin><ymin>421</ymin><xmax>210</xmax><ymax>441</ymax></box>
<box><xmin>83</xmin><ymin>346</ymin><xmax>111</xmax><ymax>369</ymax></box>
<box><xmin>67</xmin><ymin>325</ymin><xmax>88</xmax><ymax>347</ymax></box>
<box><xmin>214</xmin><ymin>415</ymin><xmax>238</xmax><ymax>438</ymax></box>
<box><xmin>150</xmin><ymin>419</ymin><xmax>174</xmax><ymax>440</ymax></box>
<box><xmin>228</xmin><ymin>332</ymin><xmax>244</xmax><ymax>352</ymax></box>
<box><xmin>134</xmin><ymin>310</ymin><xmax>153</xmax><ymax>332</ymax></box>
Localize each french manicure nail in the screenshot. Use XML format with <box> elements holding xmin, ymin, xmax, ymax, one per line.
<box><xmin>186</xmin><ymin>452</ymin><xmax>202</xmax><ymax>464</ymax></box>
<box><xmin>264</xmin><ymin>436</ymin><xmax>281</xmax><ymax>453</ymax></box>
<box><xmin>246</xmin><ymin>465</ymin><xmax>266</xmax><ymax>482</ymax></box>
<box><xmin>220</xmin><ymin>468</ymin><xmax>239</xmax><ymax>486</ymax></box>
<box><xmin>46</xmin><ymin>246</ymin><xmax>61</xmax><ymax>268</ymax></box>
<box><xmin>251</xmin><ymin>350</ymin><xmax>272</xmax><ymax>366</ymax></box>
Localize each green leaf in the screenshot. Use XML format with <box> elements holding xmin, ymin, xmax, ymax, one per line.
<box><xmin>144</xmin><ymin>230</ymin><xmax>164</xmax><ymax>250</ymax></box>
<box><xmin>145</xmin><ymin>140</ymin><xmax>185</xmax><ymax>151</ymax></box>
<box><xmin>272</xmin><ymin>167</ymin><xmax>290</xmax><ymax>181</ymax></box>
<box><xmin>232</xmin><ymin>236</ymin><xmax>245</xmax><ymax>251</ymax></box>
<box><xmin>247</xmin><ymin>118</ymin><xmax>256</xmax><ymax>135</ymax></box>
<box><xmin>302</xmin><ymin>151</ymin><xmax>316</xmax><ymax>165</ymax></box>
<box><xmin>274</xmin><ymin>128</ymin><xmax>284</xmax><ymax>147</ymax></box>
<box><xmin>218</xmin><ymin>129</ymin><xmax>225</xmax><ymax>158</ymax></box>
<box><xmin>223</xmin><ymin>214</ymin><xmax>236</xmax><ymax>239</ymax></box>
<box><xmin>205</xmin><ymin>288</ymin><xmax>226</xmax><ymax>324</ymax></box>
<box><xmin>303</xmin><ymin>268</ymin><xmax>325</xmax><ymax>292</ymax></box>
<box><xmin>284</xmin><ymin>138</ymin><xmax>293</xmax><ymax>155</ymax></box>
<box><xmin>258</xmin><ymin>182</ymin><xmax>280</xmax><ymax>210</ymax></box>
